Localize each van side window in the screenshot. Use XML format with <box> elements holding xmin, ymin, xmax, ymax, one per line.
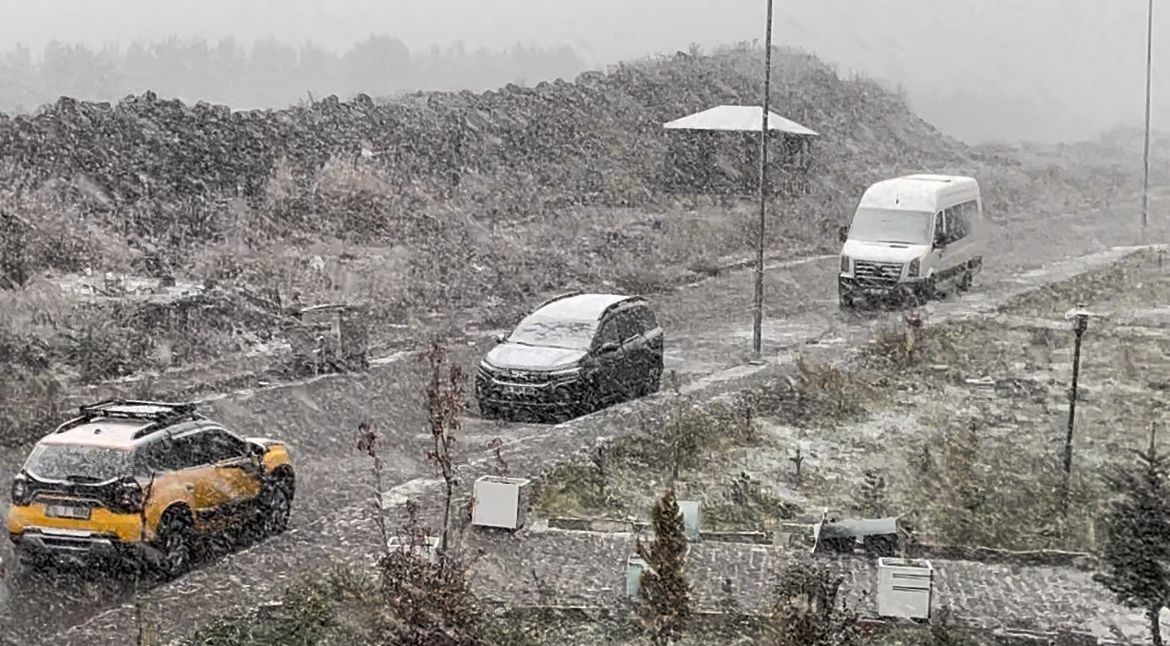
<box><xmin>947</xmin><ymin>200</ymin><xmax>977</xmax><ymax>242</ymax></box>
<box><xmin>943</xmin><ymin>207</ymin><xmax>961</xmax><ymax>242</ymax></box>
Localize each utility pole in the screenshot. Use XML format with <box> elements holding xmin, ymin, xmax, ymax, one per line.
<box><xmin>1142</xmin><ymin>0</ymin><xmax>1154</xmax><ymax>243</ymax></box>
<box><xmin>751</xmin><ymin>0</ymin><xmax>775</xmax><ymax>363</ymax></box>
<box><xmin>1061</xmin><ymin>306</ymin><xmax>1092</xmax><ymax>513</ymax></box>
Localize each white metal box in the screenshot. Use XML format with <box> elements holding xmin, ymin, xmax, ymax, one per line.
<box><xmin>876</xmin><ymin>557</ymin><xmax>934</xmax><ymax>620</ymax></box>
<box><xmin>472</xmin><ymin>475</ymin><xmax>531</xmax><ymax>530</ymax></box>
<box><xmin>678</xmin><ymin>500</ymin><xmax>701</xmax><ymax>541</ymax></box>
<box><xmin>626</xmin><ymin>555</ymin><xmax>648</xmax><ymax>600</ymax></box>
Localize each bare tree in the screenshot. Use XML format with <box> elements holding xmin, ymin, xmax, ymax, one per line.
<box><xmin>421</xmin><ymin>340</ymin><xmax>467</xmax><ymax>556</ymax></box>
<box><xmin>357</xmin><ymin>419</ymin><xmax>392</xmax><ymax>559</ymax></box>
<box><xmin>765</xmin><ymin>562</ymin><xmax>859</xmax><ymax>646</ymax></box>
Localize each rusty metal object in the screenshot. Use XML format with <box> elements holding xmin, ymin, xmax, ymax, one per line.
<box><xmin>284</xmin><ymin>303</ymin><xmax>370</xmax><ymax>375</ymax></box>
<box><xmin>812</xmin><ymin>508</ymin><xmax>899</xmax><ymax>556</ymax></box>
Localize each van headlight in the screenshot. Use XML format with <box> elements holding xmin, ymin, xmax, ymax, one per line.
<box><xmin>907</xmin><ymin>258</ymin><xmax>921</xmax><ymax>278</ymax></box>
<box><xmin>840</xmin><ymin>255</ymin><xmax>851</xmax><ymax>274</ymax></box>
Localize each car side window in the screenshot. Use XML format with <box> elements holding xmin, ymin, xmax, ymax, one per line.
<box><xmin>603</xmin><ymin>308</ymin><xmax>631</xmax><ymax>344</ymax></box>
<box><xmin>170</xmin><ymin>433</ymin><xmax>205</xmax><ymax>470</ymax></box>
<box><xmin>595</xmin><ymin>317</ymin><xmax>622</xmax><ymax>348</ymax></box>
<box><xmin>632</xmin><ymin>305</ymin><xmax>658</xmax><ymax>333</ymax></box>
<box><xmin>136</xmin><ymin>439</ymin><xmax>182</xmax><ymax>474</ymax></box>
<box><xmin>203</xmin><ymin>429</ymin><xmax>249</xmax><ymax>463</ymax></box>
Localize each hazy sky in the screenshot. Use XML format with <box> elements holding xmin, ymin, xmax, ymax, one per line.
<box><xmin>2</xmin><ymin>0</ymin><xmax>1167</xmax><ymax>143</ymax></box>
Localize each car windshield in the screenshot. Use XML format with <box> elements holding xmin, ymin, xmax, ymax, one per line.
<box><xmin>25</xmin><ymin>443</ymin><xmax>131</xmax><ymax>482</ymax></box>
<box><xmin>848</xmin><ymin>207</ymin><xmax>934</xmax><ymax>245</ymax></box>
<box><xmin>507</xmin><ymin>314</ymin><xmax>597</xmax><ymax>351</ymax></box>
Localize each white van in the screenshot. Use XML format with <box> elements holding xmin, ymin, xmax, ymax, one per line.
<box><xmin>837</xmin><ymin>174</ymin><xmax>985</xmax><ymax>308</ymax></box>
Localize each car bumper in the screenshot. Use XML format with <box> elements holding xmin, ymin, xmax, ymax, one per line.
<box><xmin>475</xmin><ymin>374</ymin><xmax>590</xmax><ymax>410</ymax></box>
<box><xmin>10</xmin><ymin>527</ymin><xmax>161</xmax><ymax>567</ymax></box>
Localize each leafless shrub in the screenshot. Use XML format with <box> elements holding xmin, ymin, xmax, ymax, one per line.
<box><xmin>421</xmin><ymin>341</ymin><xmax>467</xmax><ymax>555</ymax></box>
<box><xmin>899</xmin><ymin>417</ymin><xmax>1100</xmax><ymax>550</ymax></box>
<box><xmin>741</xmin><ymin>357</ymin><xmax>870</xmax><ymax>426</ymax></box>
<box><xmin>763</xmin><ymin>563</ymin><xmax>859</xmax><ymax>646</ymax></box>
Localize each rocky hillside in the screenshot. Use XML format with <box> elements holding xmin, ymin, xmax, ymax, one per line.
<box><xmin>0</xmin><ymin>45</ymin><xmax>970</xmax><ymax>248</ymax></box>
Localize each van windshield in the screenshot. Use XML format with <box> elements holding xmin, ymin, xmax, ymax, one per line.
<box><xmin>848</xmin><ymin>208</ymin><xmax>934</xmax><ymax>245</ymax></box>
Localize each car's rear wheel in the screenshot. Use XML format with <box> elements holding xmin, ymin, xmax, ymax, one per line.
<box><xmin>156</xmin><ymin>508</ymin><xmax>195</xmax><ymax>579</ymax></box>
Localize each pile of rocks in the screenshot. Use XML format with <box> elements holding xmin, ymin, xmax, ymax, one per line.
<box><xmin>0</xmin><ymin>47</ymin><xmax>971</xmax><ymax>247</ymax></box>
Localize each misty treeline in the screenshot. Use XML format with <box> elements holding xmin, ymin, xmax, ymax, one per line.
<box><xmin>0</xmin><ymin>35</ymin><xmax>586</xmax><ymax>112</ymax></box>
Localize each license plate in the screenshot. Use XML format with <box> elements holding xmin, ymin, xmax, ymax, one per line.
<box><xmin>45</xmin><ymin>504</ymin><xmax>91</xmax><ymax>520</ymax></box>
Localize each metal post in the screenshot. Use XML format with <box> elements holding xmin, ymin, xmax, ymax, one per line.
<box><xmin>1061</xmin><ymin>312</ymin><xmax>1089</xmax><ymax>511</ymax></box>
<box><xmin>751</xmin><ymin>0</ymin><xmax>775</xmax><ymax>362</ymax></box>
<box><xmin>1142</xmin><ymin>0</ymin><xmax>1154</xmax><ymax>243</ymax></box>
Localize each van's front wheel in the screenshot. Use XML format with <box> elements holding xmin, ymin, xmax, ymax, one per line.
<box><xmin>838</xmin><ymin>289</ymin><xmax>856</xmax><ymax>311</ymax></box>
<box><xmin>957</xmin><ymin>269</ymin><xmax>974</xmax><ymax>293</ymax></box>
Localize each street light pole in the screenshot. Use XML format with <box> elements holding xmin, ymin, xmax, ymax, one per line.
<box><xmin>1141</xmin><ymin>0</ymin><xmax>1154</xmax><ymax>243</ymax></box>
<box><xmin>751</xmin><ymin>0</ymin><xmax>775</xmax><ymax>362</ymax></box>
<box><xmin>1061</xmin><ymin>307</ymin><xmax>1091</xmax><ymax>513</ymax></box>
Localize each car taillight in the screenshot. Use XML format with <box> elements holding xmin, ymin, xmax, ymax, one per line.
<box><xmin>112</xmin><ymin>479</ymin><xmax>145</xmax><ymax>513</ymax></box>
<box><xmin>907</xmin><ymin>258</ymin><xmax>921</xmax><ymax>278</ymax></box>
<box><xmin>10</xmin><ymin>474</ymin><xmax>30</xmax><ymax>505</ymax></box>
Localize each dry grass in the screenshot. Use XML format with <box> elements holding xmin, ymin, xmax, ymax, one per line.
<box><xmin>533</xmin><ymin>400</ymin><xmax>769</xmax><ymax>524</ymax></box>
<box><xmin>895</xmin><ymin>413</ymin><xmax>1102</xmax><ymax>552</ymax></box>
<box><xmin>740</xmin><ymin>357</ymin><xmax>874</xmax><ymax>427</ymax></box>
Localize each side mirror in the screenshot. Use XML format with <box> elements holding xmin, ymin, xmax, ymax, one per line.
<box><xmin>250</xmin><ymin>443</ymin><xmax>266</xmax><ymax>458</ymax></box>
<box><xmin>493</xmin><ymin>334</ymin><xmax>506</xmax><ymax>345</ymax></box>
<box><xmin>837</xmin><ymin>225</ymin><xmax>849</xmax><ymax>244</ymax></box>
<box><xmin>933</xmin><ymin>231</ymin><xmax>947</xmax><ymax>249</ymax></box>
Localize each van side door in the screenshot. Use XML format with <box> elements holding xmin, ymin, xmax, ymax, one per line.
<box><xmin>943</xmin><ymin>201</ymin><xmax>977</xmax><ymax>274</ymax></box>
<box><xmin>928</xmin><ymin>211</ymin><xmax>948</xmax><ymax>281</ymax></box>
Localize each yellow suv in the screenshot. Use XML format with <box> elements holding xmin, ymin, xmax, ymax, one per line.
<box><xmin>6</xmin><ymin>400</ymin><xmax>294</xmax><ymax>577</ymax></box>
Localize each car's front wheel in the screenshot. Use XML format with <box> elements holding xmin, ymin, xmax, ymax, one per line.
<box><xmin>478</xmin><ymin>399</ymin><xmax>501</xmax><ymax>420</ymax></box>
<box><xmin>259</xmin><ymin>477</ymin><xmax>294</xmax><ymax>536</ymax></box>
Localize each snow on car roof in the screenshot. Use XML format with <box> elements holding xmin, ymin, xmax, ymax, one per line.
<box><xmin>40</xmin><ymin>419</ymin><xmax>152</xmax><ymax>449</ymax></box>
<box><xmin>535</xmin><ymin>293</ymin><xmax>634</xmax><ymax>320</ymax></box>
